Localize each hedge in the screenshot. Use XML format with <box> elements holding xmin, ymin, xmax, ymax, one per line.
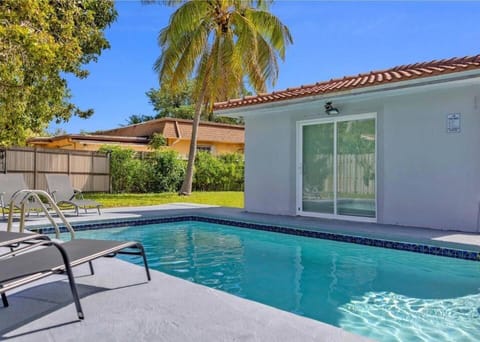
<box><xmin>100</xmin><ymin>146</ymin><xmax>244</xmax><ymax>193</ymax></box>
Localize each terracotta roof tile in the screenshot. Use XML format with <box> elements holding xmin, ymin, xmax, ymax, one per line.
<box><xmin>214</xmin><ymin>54</ymin><xmax>480</xmax><ymax>110</ymax></box>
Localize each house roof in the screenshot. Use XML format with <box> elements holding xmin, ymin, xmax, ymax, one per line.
<box><xmin>28</xmin><ymin>134</ymin><xmax>149</xmax><ymax>145</ymax></box>
<box><xmin>97</xmin><ymin>118</ymin><xmax>244</xmax><ymax>144</ymax></box>
<box><xmin>213</xmin><ymin>54</ymin><xmax>480</xmax><ymax>111</ymax></box>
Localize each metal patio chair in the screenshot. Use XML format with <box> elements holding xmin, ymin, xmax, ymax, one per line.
<box><xmin>0</xmin><ymin>174</ymin><xmax>47</xmax><ymax>219</ymax></box>
<box><xmin>45</xmin><ymin>174</ymin><xmax>102</xmax><ymax>215</ymax></box>
<box><xmin>0</xmin><ymin>230</ymin><xmax>50</xmax><ymax>255</ymax></box>
<box><xmin>0</xmin><ymin>230</ymin><xmax>49</xmax><ymax>246</ymax></box>
<box><xmin>0</xmin><ymin>232</ymin><xmax>151</xmax><ymax>320</ymax></box>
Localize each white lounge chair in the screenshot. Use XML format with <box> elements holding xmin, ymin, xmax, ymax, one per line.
<box><xmin>45</xmin><ymin>174</ymin><xmax>101</xmax><ymax>215</ymax></box>
<box><xmin>0</xmin><ymin>174</ymin><xmax>45</xmax><ymax>218</ymax></box>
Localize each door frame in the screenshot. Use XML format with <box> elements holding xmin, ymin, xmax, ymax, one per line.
<box><xmin>296</xmin><ymin>112</ymin><xmax>377</xmax><ymax>222</ymax></box>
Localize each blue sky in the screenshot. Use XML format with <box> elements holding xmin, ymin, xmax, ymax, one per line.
<box><xmin>53</xmin><ymin>1</ymin><xmax>480</xmax><ymax>133</ymax></box>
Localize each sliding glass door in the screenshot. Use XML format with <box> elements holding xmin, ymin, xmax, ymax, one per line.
<box><xmin>299</xmin><ymin>114</ymin><xmax>376</xmax><ymax>220</ymax></box>
<box><xmin>302</xmin><ymin>122</ymin><xmax>334</xmax><ymax>214</ymax></box>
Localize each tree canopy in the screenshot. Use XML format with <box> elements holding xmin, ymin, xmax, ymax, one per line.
<box><xmin>147</xmin><ymin>82</ymin><xmax>195</xmax><ymax>120</ymax></box>
<box><xmin>152</xmin><ymin>0</ymin><xmax>292</xmax><ymax>194</ymax></box>
<box><xmin>124</xmin><ymin>82</ymin><xmax>243</xmax><ymax>126</ymax></box>
<box><xmin>0</xmin><ymin>0</ymin><xmax>117</xmax><ymax>146</ymax></box>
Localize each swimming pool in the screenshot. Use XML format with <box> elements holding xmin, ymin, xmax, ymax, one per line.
<box><xmin>59</xmin><ymin>220</ymin><xmax>480</xmax><ymax>341</ymax></box>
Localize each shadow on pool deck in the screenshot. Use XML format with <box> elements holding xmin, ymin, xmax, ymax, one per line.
<box><xmin>0</xmin><ymin>259</ymin><xmax>369</xmax><ymax>342</ymax></box>
<box><xmin>0</xmin><ymin>281</ymin><xmax>101</xmax><ymax>339</ymax></box>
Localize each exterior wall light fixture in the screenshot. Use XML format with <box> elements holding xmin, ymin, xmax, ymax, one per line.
<box><xmin>324</xmin><ymin>102</ymin><xmax>339</xmax><ymax>115</ymax></box>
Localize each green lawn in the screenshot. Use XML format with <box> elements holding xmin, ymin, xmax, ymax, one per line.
<box><xmin>84</xmin><ymin>192</ymin><xmax>244</xmax><ymax>208</ymax></box>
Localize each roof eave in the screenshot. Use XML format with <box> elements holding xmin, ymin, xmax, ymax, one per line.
<box><xmin>215</xmin><ymin>69</ymin><xmax>480</xmax><ymax>117</ymax></box>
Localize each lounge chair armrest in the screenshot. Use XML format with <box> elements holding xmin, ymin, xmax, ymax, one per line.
<box><xmin>50</xmin><ymin>190</ymin><xmax>57</xmax><ymax>202</ymax></box>
<box><xmin>73</xmin><ymin>189</ymin><xmax>84</xmax><ymax>200</ymax></box>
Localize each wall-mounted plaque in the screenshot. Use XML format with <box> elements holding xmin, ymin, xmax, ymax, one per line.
<box><xmin>447</xmin><ymin>113</ymin><xmax>461</xmax><ymax>133</ymax></box>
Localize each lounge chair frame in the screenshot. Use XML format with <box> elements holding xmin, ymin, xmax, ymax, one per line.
<box><xmin>0</xmin><ymin>231</ymin><xmax>50</xmax><ymax>250</ymax></box>
<box><xmin>0</xmin><ymin>235</ymin><xmax>151</xmax><ymax>320</ymax></box>
<box><xmin>0</xmin><ymin>239</ymin><xmax>84</xmax><ymax>319</ymax></box>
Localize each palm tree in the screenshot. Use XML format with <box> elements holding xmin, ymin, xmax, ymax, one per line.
<box><xmin>154</xmin><ymin>0</ymin><xmax>292</xmax><ymax>195</ymax></box>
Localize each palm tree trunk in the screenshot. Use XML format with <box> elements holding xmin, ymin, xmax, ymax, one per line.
<box><xmin>179</xmin><ymin>86</ymin><xmax>206</xmax><ymax>195</ymax></box>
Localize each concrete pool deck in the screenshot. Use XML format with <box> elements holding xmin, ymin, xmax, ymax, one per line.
<box><xmin>1</xmin><ymin>204</ymin><xmax>480</xmax><ymax>341</ymax></box>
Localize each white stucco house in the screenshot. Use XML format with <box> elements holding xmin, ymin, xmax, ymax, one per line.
<box><xmin>214</xmin><ymin>55</ymin><xmax>480</xmax><ymax>233</ymax></box>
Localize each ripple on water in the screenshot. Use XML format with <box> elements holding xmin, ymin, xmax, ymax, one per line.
<box><xmin>339</xmin><ymin>292</ymin><xmax>480</xmax><ymax>341</ymax></box>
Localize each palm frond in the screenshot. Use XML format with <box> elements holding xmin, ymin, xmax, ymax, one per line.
<box><xmin>155</xmin><ymin>0</ymin><xmax>291</xmax><ymax>99</ymax></box>
<box><xmin>170</xmin><ymin>21</ymin><xmax>210</xmax><ymax>86</ymax></box>
<box><xmin>142</xmin><ymin>0</ymin><xmax>188</xmax><ymax>7</ymax></box>
<box><xmin>164</xmin><ymin>1</ymin><xmax>210</xmax><ymax>42</ymax></box>
<box><xmin>231</xmin><ymin>11</ymin><xmax>265</xmax><ymax>91</ymax></box>
<box><xmin>255</xmin><ymin>33</ymin><xmax>279</xmax><ymax>88</ymax></box>
<box><xmin>244</xmin><ymin>8</ymin><xmax>293</xmax><ymax>60</ymax></box>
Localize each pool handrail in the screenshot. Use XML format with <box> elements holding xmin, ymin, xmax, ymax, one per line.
<box><xmin>7</xmin><ymin>189</ymin><xmax>75</xmax><ymax>240</ymax></box>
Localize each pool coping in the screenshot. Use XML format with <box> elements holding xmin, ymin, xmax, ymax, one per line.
<box><xmin>32</xmin><ymin>214</ymin><xmax>480</xmax><ymax>262</ymax></box>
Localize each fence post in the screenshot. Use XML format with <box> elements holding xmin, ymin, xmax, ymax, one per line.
<box><xmin>33</xmin><ymin>147</ymin><xmax>37</xmax><ymax>188</ymax></box>
<box><xmin>107</xmin><ymin>152</ymin><xmax>112</xmax><ymax>193</ymax></box>
<box><xmin>67</xmin><ymin>150</ymin><xmax>71</xmax><ymax>176</ymax></box>
<box><xmin>1</xmin><ymin>149</ymin><xmax>6</xmax><ymax>174</ymax></box>
<box><xmin>90</xmin><ymin>151</ymin><xmax>95</xmax><ymax>192</ymax></box>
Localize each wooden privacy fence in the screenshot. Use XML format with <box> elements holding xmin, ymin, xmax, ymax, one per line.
<box><xmin>337</xmin><ymin>153</ymin><xmax>375</xmax><ymax>195</ymax></box>
<box><xmin>306</xmin><ymin>153</ymin><xmax>375</xmax><ymax>196</ymax></box>
<box><xmin>0</xmin><ymin>147</ymin><xmax>110</xmax><ymax>192</ymax></box>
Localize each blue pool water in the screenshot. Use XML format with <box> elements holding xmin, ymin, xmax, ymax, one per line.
<box><xmin>63</xmin><ymin>221</ymin><xmax>480</xmax><ymax>341</ymax></box>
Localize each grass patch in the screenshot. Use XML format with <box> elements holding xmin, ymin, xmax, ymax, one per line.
<box><xmin>84</xmin><ymin>192</ymin><xmax>244</xmax><ymax>208</ymax></box>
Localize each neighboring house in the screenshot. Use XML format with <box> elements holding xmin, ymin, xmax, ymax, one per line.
<box><xmin>214</xmin><ymin>55</ymin><xmax>480</xmax><ymax>232</ymax></box>
<box><xmin>28</xmin><ymin>118</ymin><xmax>245</xmax><ymax>157</ymax></box>
<box><xmin>27</xmin><ymin>135</ymin><xmax>150</xmax><ymax>152</ymax></box>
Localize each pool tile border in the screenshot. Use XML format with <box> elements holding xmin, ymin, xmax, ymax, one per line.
<box><xmin>35</xmin><ymin>215</ymin><xmax>480</xmax><ymax>261</ymax></box>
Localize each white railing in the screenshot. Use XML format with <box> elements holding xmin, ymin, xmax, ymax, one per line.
<box><xmin>6</xmin><ymin>190</ymin><xmax>75</xmax><ymax>239</ymax></box>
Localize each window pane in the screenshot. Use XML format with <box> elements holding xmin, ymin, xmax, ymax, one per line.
<box><xmin>302</xmin><ymin>123</ymin><xmax>334</xmax><ymax>214</ymax></box>
<box><xmin>336</xmin><ymin>119</ymin><xmax>375</xmax><ymax>217</ymax></box>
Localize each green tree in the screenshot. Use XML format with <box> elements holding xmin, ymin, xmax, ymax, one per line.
<box><xmin>148</xmin><ymin>132</ymin><xmax>167</xmax><ymax>150</ymax></box>
<box><xmin>0</xmin><ymin>0</ymin><xmax>117</xmax><ymax>146</ymax></box>
<box><xmin>146</xmin><ymin>82</ymin><xmax>196</xmax><ymax>120</ymax></box>
<box><xmin>152</xmin><ymin>0</ymin><xmax>292</xmax><ymax>195</ymax></box>
<box><xmin>145</xmin><ymin>83</ymin><xmax>243</xmax><ymax>124</ymax></box>
<box><xmin>124</xmin><ymin>114</ymin><xmax>156</xmax><ymax>125</ymax></box>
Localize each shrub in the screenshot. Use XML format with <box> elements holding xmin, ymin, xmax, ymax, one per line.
<box><xmin>101</xmin><ymin>146</ymin><xmax>244</xmax><ymax>193</ymax></box>
<box><xmin>129</xmin><ymin>158</ymin><xmax>153</xmax><ymax>193</ymax></box>
<box><xmin>218</xmin><ymin>153</ymin><xmax>244</xmax><ymax>191</ymax></box>
<box><xmin>193</xmin><ymin>152</ymin><xmax>244</xmax><ymax>191</ymax></box>
<box><xmin>149</xmin><ymin>150</ymin><xmax>185</xmax><ymax>192</ymax></box>
<box><xmin>148</xmin><ymin>133</ymin><xmax>167</xmax><ymax>150</ymax></box>
<box><xmin>99</xmin><ymin>145</ymin><xmax>137</xmax><ymax>193</ymax></box>
<box><xmin>193</xmin><ymin>152</ymin><xmax>222</xmax><ymax>191</ymax></box>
